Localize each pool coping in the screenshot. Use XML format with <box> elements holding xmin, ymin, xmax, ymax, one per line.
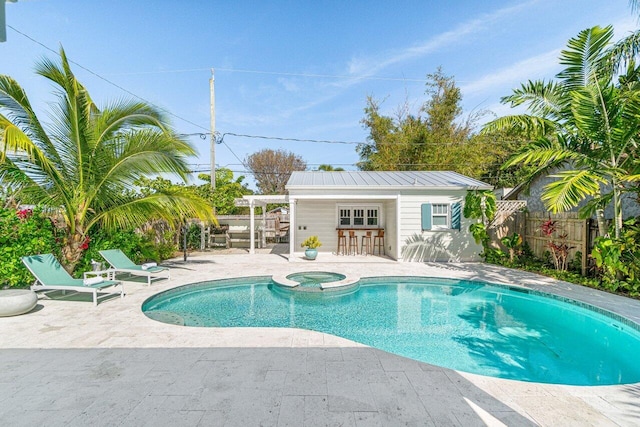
<box><xmin>3</xmin><ymin>253</ymin><xmax>640</xmax><ymax>426</ymax></box>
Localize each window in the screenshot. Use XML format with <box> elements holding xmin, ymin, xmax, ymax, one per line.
<box><xmin>432</xmin><ymin>204</ymin><xmax>449</xmax><ymax>229</ymax></box>
<box><xmin>337</xmin><ymin>205</ymin><xmax>381</xmax><ymax>228</ymax></box>
<box><xmin>354</xmin><ymin>209</ymin><xmax>364</xmax><ymax>226</ymax></box>
<box><xmin>421</xmin><ymin>202</ymin><xmax>461</xmax><ymax>231</ymax></box>
<box><xmin>367</xmin><ymin>209</ymin><xmax>378</xmax><ymax>226</ymax></box>
<box><xmin>339</xmin><ymin>208</ymin><xmax>351</xmax><ymax>226</ymax></box>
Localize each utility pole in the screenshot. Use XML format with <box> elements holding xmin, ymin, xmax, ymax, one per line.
<box><xmin>209</xmin><ymin>69</ymin><xmax>216</xmax><ymax>190</ymax></box>
<box><xmin>1</xmin><ymin>1</ymin><xmax>19</xmax><ymax>43</ymax></box>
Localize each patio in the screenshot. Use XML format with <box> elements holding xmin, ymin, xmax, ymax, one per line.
<box><xmin>1</xmin><ymin>252</ymin><xmax>639</xmax><ymax>426</ymax></box>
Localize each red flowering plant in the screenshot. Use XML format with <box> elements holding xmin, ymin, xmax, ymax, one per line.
<box><xmin>16</xmin><ymin>208</ymin><xmax>33</xmax><ymax>220</ymax></box>
<box><xmin>540</xmin><ymin>218</ymin><xmax>574</xmax><ymax>271</ymax></box>
<box><xmin>80</xmin><ymin>236</ymin><xmax>90</xmax><ymax>250</ymax></box>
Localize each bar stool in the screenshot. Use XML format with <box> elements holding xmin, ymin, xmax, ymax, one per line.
<box><xmin>373</xmin><ymin>229</ymin><xmax>385</xmax><ymax>255</ymax></box>
<box><xmin>336</xmin><ymin>230</ymin><xmax>346</xmax><ymax>255</ymax></box>
<box><xmin>360</xmin><ymin>231</ymin><xmax>372</xmax><ymax>256</ymax></box>
<box><xmin>347</xmin><ymin>230</ymin><xmax>358</xmax><ymax>255</ymax></box>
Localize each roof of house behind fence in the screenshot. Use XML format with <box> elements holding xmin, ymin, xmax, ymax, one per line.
<box><xmin>286</xmin><ymin>171</ymin><xmax>493</xmax><ymax>190</ymax></box>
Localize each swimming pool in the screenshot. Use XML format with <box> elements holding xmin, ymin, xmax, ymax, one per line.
<box><xmin>142</xmin><ymin>276</ymin><xmax>640</xmax><ymax>385</ymax></box>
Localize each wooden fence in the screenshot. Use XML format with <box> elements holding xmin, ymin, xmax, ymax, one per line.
<box><xmin>488</xmin><ymin>210</ymin><xmax>597</xmax><ymax>275</ymax></box>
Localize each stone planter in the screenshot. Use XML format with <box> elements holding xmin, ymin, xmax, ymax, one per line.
<box><xmin>304</xmin><ymin>248</ymin><xmax>318</xmax><ymax>260</ymax></box>
<box><xmin>0</xmin><ymin>289</ymin><xmax>38</xmax><ymax>317</ymax></box>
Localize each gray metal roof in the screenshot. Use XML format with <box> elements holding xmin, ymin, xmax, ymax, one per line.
<box><xmin>286</xmin><ymin>171</ymin><xmax>492</xmax><ymax>190</ymax></box>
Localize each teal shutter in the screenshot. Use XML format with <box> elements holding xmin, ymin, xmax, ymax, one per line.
<box><xmin>421</xmin><ymin>203</ymin><xmax>431</xmax><ymax>230</ymax></box>
<box><xmin>451</xmin><ymin>202</ymin><xmax>461</xmax><ymax>230</ymax></box>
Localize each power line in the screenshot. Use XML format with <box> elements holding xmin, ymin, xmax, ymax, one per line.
<box><xmin>7</xmin><ymin>25</ymin><xmax>511</xmax><ymax>174</ymax></box>
<box><xmin>7</xmin><ymin>25</ymin><xmax>252</xmax><ymax>169</ymax></box>
<box><xmin>8</xmin><ymin>25</ymin><xmax>210</xmax><ymax>134</ymax></box>
<box><xmin>181</xmin><ymin>131</ymin><xmax>508</xmax><ymax>147</ymax></box>
<box><xmin>222</xmin><ymin>132</ymin><xmax>361</xmax><ymax>145</ymax></box>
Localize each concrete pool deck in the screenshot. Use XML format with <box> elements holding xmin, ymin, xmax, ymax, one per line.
<box><xmin>1</xmin><ymin>251</ymin><xmax>639</xmax><ymax>426</ymax></box>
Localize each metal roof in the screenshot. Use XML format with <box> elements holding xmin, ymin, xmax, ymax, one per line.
<box><xmin>286</xmin><ymin>171</ymin><xmax>492</xmax><ymax>190</ymax></box>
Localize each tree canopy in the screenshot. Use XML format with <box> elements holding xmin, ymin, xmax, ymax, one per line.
<box><xmin>0</xmin><ymin>48</ymin><xmax>214</xmax><ymax>269</ymax></box>
<box><xmin>355</xmin><ymin>68</ymin><xmax>528</xmax><ymax>187</ymax></box>
<box><xmin>244</xmin><ymin>148</ymin><xmax>306</xmax><ymax>194</ymax></box>
<box><xmin>483</xmin><ymin>25</ymin><xmax>640</xmax><ymax>238</ymax></box>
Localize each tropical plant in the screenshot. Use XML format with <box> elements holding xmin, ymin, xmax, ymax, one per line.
<box><xmin>195</xmin><ymin>169</ymin><xmax>253</xmax><ymax>214</ymax></box>
<box><xmin>463</xmin><ymin>189</ymin><xmax>497</xmax><ymax>249</ymax></box>
<box><xmin>0</xmin><ymin>207</ymin><xmax>61</xmax><ymax>288</ymax></box>
<box><xmin>482</xmin><ymin>26</ymin><xmax>640</xmax><ymax>240</ymax></box>
<box><xmin>301</xmin><ymin>235</ymin><xmax>322</xmax><ymax>249</ymax></box>
<box><xmin>0</xmin><ymin>48</ymin><xmax>215</xmax><ymax>271</ymax></box>
<box><xmin>500</xmin><ymin>232</ymin><xmax>523</xmax><ymax>263</ymax></box>
<box><xmin>539</xmin><ymin>219</ymin><xmax>574</xmax><ymax>271</ymax></box>
<box><xmin>591</xmin><ymin>217</ymin><xmax>640</xmax><ymax>295</ymax></box>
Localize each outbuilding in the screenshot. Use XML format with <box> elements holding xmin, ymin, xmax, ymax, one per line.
<box><xmin>286</xmin><ymin>171</ymin><xmax>492</xmax><ymax>261</ymax></box>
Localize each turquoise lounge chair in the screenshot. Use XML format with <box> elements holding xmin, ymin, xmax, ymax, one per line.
<box><xmin>99</xmin><ymin>249</ymin><xmax>170</xmax><ymax>286</ymax></box>
<box><xmin>22</xmin><ymin>254</ymin><xmax>124</xmax><ymax>306</ymax></box>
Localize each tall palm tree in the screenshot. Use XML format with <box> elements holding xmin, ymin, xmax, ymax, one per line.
<box><xmin>483</xmin><ymin>26</ymin><xmax>640</xmax><ymax>239</ymax></box>
<box><xmin>0</xmin><ymin>48</ymin><xmax>215</xmax><ymax>270</ymax></box>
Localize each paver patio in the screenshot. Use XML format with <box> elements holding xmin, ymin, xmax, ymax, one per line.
<box><xmin>1</xmin><ymin>249</ymin><xmax>639</xmax><ymax>426</ymax></box>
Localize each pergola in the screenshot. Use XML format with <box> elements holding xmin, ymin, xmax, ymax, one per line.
<box><xmin>234</xmin><ymin>195</ymin><xmax>289</xmax><ymax>254</ymax></box>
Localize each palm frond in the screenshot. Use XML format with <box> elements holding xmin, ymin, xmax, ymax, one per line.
<box><xmin>541</xmin><ymin>169</ymin><xmax>608</xmax><ymax>213</ymax></box>
<box><xmin>89</xmin><ymin>188</ymin><xmax>216</xmax><ymax>232</ymax></box>
<box><xmin>502</xmin><ymin>137</ymin><xmax>579</xmax><ymax>168</ymax></box>
<box><xmin>480</xmin><ymin>114</ymin><xmax>557</xmax><ymax>137</ymax></box>
<box><xmin>558</xmin><ymin>26</ymin><xmax>613</xmax><ymax>90</ymax></box>
<box><xmin>500</xmin><ymin>80</ymin><xmax>566</xmax><ymax>118</ymax></box>
<box><xmin>577</xmin><ymin>192</ymin><xmax>614</xmax><ymax>219</ymax></box>
<box><xmin>604</xmin><ymin>28</ymin><xmax>640</xmax><ymax>74</ymax></box>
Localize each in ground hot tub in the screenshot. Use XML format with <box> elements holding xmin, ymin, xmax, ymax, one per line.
<box><xmin>271</xmin><ymin>271</ymin><xmax>359</xmax><ymax>293</ymax></box>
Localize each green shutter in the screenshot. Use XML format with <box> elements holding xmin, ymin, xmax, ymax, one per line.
<box><xmin>451</xmin><ymin>202</ymin><xmax>461</xmax><ymax>230</ymax></box>
<box><xmin>421</xmin><ymin>203</ymin><xmax>431</xmax><ymax>230</ymax></box>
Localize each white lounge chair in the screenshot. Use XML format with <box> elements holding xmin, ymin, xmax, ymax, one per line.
<box><xmin>22</xmin><ymin>254</ymin><xmax>124</xmax><ymax>306</ymax></box>
<box><xmin>99</xmin><ymin>249</ymin><xmax>170</xmax><ymax>286</ymax></box>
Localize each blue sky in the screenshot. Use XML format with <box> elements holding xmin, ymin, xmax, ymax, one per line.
<box><xmin>1</xmin><ymin>0</ymin><xmax>637</xmax><ymax>188</ymax></box>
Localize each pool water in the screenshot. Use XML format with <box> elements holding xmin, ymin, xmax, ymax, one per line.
<box><xmin>142</xmin><ymin>276</ymin><xmax>640</xmax><ymax>385</ymax></box>
<box><xmin>286</xmin><ymin>271</ymin><xmax>346</xmax><ymax>287</ymax></box>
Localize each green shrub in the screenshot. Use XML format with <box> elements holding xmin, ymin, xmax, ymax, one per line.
<box><xmin>176</xmin><ymin>223</ymin><xmax>203</xmax><ymax>251</ymax></box>
<box><xmin>0</xmin><ymin>207</ymin><xmax>61</xmax><ymax>288</ymax></box>
<box><xmin>591</xmin><ymin>218</ymin><xmax>640</xmax><ymax>296</ymax></box>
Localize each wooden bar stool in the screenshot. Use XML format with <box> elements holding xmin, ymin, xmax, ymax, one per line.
<box><xmin>360</xmin><ymin>231</ymin><xmax>372</xmax><ymax>256</ymax></box>
<box><xmin>373</xmin><ymin>229</ymin><xmax>385</xmax><ymax>255</ymax></box>
<box><xmin>347</xmin><ymin>230</ymin><xmax>358</xmax><ymax>255</ymax></box>
<box><xmin>337</xmin><ymin>230</ymin><xmax>346</xmax><ymax>255</ymax></box>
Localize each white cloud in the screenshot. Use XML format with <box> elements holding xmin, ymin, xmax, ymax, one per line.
<box><xmin>613</xmin><ymin>15</ymin><xmax>638</xmax><ymax>39</ymax></box>
<box><xmin>344</xmin><ymin>0</ymin><xmax>540</xmax><ymax>80</ymax></box>
<box><xmin>462</xmin><ymin>14</ymin><xmax>640</xmax><ymax>100</ymax></box>
<box><xmin>460</xmin><ymin>49</ymin><xmax>561</xmax><ymax>97</ymax></box>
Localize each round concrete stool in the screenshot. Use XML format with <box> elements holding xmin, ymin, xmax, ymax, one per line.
<box><xmin>0</xmin><ymin>289</ymin><xmax>38</xmax><ymax>317</ymax></box>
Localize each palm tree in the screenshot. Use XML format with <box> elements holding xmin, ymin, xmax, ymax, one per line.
<box><xmin>0</xmin><ymin>48</ymin><xmax>215</xmax><ymax>270</ymax></box>
<box><xmin>483</xmin><ymin>26</ymin><xmax>640</xmax><ymax>239</ymax></box>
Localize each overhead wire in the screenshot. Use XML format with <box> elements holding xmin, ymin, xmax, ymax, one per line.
<box><xmin>8</xmin><ymin>25</ymin><xmax>250</xmax><ymax>165</ymax></box>
<box><xmin>8</xmin><ymin>25</ymin><xmax>511</xmax><ymax>176</ymax></box>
